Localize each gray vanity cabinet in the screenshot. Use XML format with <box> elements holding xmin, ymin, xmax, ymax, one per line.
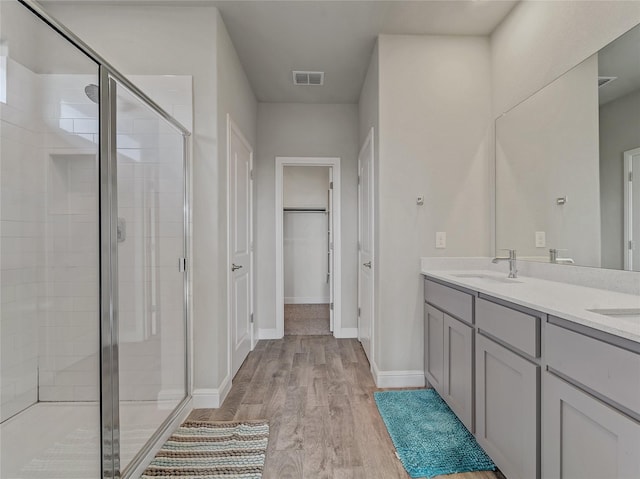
<box><xmin>424</xmin><ymin>280</ymin><xmax>474</xmax><ymax>431</ymax></box>
<box><xmin>543</xmin><ymin>320</ymin><xmax>640</xmax><ymax>479</ymax></box>
<box><xmin>475</xmin><ymin>297</ymin><xmax>541</xmax><ymax>479</ymax></box>
<box><xmin>424</xmin><ymin>303</ymin><xmax>444</xmax><ymax>391</ymax></box>
<box><xmin>443</xmin><ymin>313</ymin><xmax>473</xmax><ymax>431</ymax></box>
<box><xmin>543</xmin><ymin>372</ymin><xmax>640</xmax><ymax>479</ymax></box>
<box><xmin>423</xmin><ymin>273</ymin><xmax>640</xmax><ymax>479</ymax></box>
<box><xmin>424</xmin><ymin>304</ymin><xmax>473</xmax><ymax>431</ymax></box>
<box><xmin>475</xmin><ymin>334</ymin><xmax>539</xmax><ymax>479</ymax></box>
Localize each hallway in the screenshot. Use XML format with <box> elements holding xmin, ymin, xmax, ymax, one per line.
<box><xmin>188</xmin><ymin>336</ymin><xmax>501</xmax><ymax>479</ymax></box>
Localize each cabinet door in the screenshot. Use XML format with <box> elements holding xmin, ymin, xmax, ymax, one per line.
<box><xmin>543</xmin><ymin>372</ymin><xmax>640</xmax><ymax>479</ymax></box>
<box><xmin>443</xmin><ymin>313</ymin><xmax>473</xmax><ymax>431</ymax></box>
<box><xmin>476</xmin><ymin>334</ymin><xmax>539</xmax><ymax>479</ymax></box>
<box><xmin>425</xmin><ymin>304</ymin><xmax>444</xmax><ymax>394</ymax></box>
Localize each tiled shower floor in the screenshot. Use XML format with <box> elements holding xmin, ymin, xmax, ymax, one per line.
<box><xmin>0</xmin><ymin>401</ymin><xmax>178</xmax><ymax>478</ymax></box>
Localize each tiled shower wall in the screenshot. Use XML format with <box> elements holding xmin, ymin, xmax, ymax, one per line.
<box><xmin>1</xmin><ymin>56</ymin><xmax>192</xmax><ymax>416</ymax></box>
<box><xmin>0</xmin><ymin>58</ymin><xmax>45</xmax><ymax>421</ymax></box>
<box><xmin>38</xmin><ymin>74</ymin><xmax>100</xmax><ymax>403</ymax></box>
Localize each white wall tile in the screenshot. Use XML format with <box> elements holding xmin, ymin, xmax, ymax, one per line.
<box><xmin>2</xmin><ymin>68</ymin><xmax>190</xmax><ymax>412</ymax></box>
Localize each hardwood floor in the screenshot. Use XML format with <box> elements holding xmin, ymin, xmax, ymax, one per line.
<box><xmin>188</xmin><ymin>336</ymin><xmax>502</xmax><ymax>479</ymax></box>
<box><xmin>285</xmin><ymin>304</ymin><xmax>331</xmax><ymax>336</ymax></box>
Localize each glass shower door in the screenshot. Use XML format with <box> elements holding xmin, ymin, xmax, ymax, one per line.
<box><xmin>113</xmin><ymin>81</ymin><xmax>187</xmax><ymax>473</ymax></box>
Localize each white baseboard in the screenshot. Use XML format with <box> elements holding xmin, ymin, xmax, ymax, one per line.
<box><xmin>128</xmin><ymin>397</ymin><xmax>193</xmax><ymax>478</ymax></box>
<box><xmin>192</xmin><ymin>374</ymin><xmax>231</xmax><ymax>409</ymax></box>
<box><xmin>284</xmin><ymin>297</ymin><xmax>329</xmax><ymax>304</ymax></box>
<box><xmin>258</xmin><ymin>328</ymin><xmax>282</xmax><ymax>340</ymax></box>
<box><xmin>371</xmin><ymin>360</ymin><xmax>425</xmax><ymax>388</ymax></box>
<box><xmin>259</xmin><ymin>327</ymin><xmax>354</xmax><ymax>339</ymax></box>
<box><xmin>157</xmin><ymin>389</ymin><xmax>186</xmax><ymax>409</ymax></box>
<box><xmin>335</xmin><ymin>327</ymin><xmax>358</xmax><ymax>338</ymax></box>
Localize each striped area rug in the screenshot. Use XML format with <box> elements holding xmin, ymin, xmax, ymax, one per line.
<box><xmin>141</xmin><ymin>420</ymin><xmax>269</xmax><ymax>478</ymax></box>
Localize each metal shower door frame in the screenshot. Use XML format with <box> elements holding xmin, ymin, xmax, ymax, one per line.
<box><xmin>17</xmin><ymin>1</ymin><xmax>193</xmax><ymax>478</ymax></box>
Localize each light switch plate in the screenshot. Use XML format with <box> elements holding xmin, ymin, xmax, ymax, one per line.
<box><xmin>435</xmin><ymin>232</ymin><xmax>446</xmax><ymax>249</ymax></box>
<box><xmin>535</xmin><ymin>231</ymin><xmax>546</xmax><ymax>248</ymax></box>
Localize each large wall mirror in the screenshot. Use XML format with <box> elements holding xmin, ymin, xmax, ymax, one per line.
<box><xmin>496</xmin><ymin>23</ymin><xmax>640</xmax><ymax>271</ymax></box>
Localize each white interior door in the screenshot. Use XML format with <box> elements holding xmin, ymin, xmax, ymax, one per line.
<box><xmin>229</xmin><ymin>119</ymin><xmax>253</xmax><ymax>377</ymax></box>
<box><xmin>358</xmin><ymin>129</ymin><xmax>374</xmax><ymax>362</ymax></box>
<box><xmin>624</xmin><ymin>147</ymin><xmax>640</xmax><ymax>271</ymax></box>
<box><xmin>328</xmin><ymin>168</ymin><xmax>334</xmax><ymax>332</ymax></box>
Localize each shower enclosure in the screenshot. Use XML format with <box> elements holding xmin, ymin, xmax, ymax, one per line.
<box><xmin>0</xmin><ymin>1</ymin><xmax>191</xmax><ymax>477</ymax></box>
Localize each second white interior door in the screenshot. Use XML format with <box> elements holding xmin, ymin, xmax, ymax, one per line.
<box><xmin>358</xmin><ymin>129</ymin><xmax>375</xmax><ymax>362</ymax></box>
<box><xmin>229</xmin><ymin>118</ymin><xmax>253</xmax><ymax>377</ymax></box>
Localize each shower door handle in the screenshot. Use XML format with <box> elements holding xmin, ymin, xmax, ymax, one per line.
<box><xmin>231</xmin><ymin>264</ymin><xmax>243</xmax><ymax>272</ymax></box>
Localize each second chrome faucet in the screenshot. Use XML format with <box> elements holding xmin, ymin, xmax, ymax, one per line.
<box><xmin>492</xmin><ymin>249</ymin><xmax>518</xmax><ymax>278</ymax></box>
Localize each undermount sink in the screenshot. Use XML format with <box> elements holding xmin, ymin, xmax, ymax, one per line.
<box><xmin>453</xmin><ymin>273</ymin><xmax>523</xmax><ymax>284</ymax></box>
<box><xmin>587</xmin><ymin>308</ymin><xmax>640</xmax><ymax>322</ymax></box>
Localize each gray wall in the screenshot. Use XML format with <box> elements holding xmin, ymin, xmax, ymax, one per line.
<box><xmin>255</xmin><ymin>103</ymin><xmax>359</xmax><ymax>335</ymax></box>
<box><xmin>599</xmin><ymin>88</ymin><xmax>640</xmax><ymax>269</ymax></box>
<box><xmin>283</xmin><ymin>166</ymin><xmax>330</xmax><ymax>304</ymax></box>
<box><xmin>284</xmin><ymin>166</ymin><xmax>330</xmax><ymax>208</ymax></box>
<box><xmin>376</xmin><ymin>34</ymin><xmax>492</xmax><ymax>372</ymax></box>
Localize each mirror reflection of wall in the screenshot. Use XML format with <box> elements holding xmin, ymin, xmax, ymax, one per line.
<box><xmin>496</xmin><ymin>56</ymin><xmax>601</xmax><ymax>267</ymax></box>
<box><xmin>495</xmin><ymin>22</ymin><xmax>640</xmax><ymax>272</ymax></box>
<box><xmin>598</xmin><ymin>25</ymin><xmax>640</xmax><ymax>270</ymax></box>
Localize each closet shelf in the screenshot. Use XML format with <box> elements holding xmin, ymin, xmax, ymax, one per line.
<box><xmin>283</xmin><ymin>207</ymin><xmax>327</xmax><ymax>213</ymax></box>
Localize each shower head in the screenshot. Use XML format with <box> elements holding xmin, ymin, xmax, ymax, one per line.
<box><xmin>84</xmin><ymin>83</ymin><xmax>99</xmax><ymax>104</ymax></box>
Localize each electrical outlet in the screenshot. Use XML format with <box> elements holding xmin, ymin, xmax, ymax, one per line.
<box><xmin>416</xmin><ymin>195</ymin><xmax>424</xmax><ymax>206</ymax></box>
<box><xmin>535</xmin><ymin>231</ymin><xmax>546</xmax><ymax>248</ymax></box>
<box><xmin>435</xmin><ymin>232</ymin><xmax>446</xmax><ymax>249</ymax></box>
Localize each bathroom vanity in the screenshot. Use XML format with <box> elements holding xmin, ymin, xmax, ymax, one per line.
<box><xmin>422</xmin><ymin>270</ymin><xmax>640</xmax><ymax>479</ymax></box>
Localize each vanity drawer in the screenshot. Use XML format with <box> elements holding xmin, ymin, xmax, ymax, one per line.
<box><xmin>476</xmin><ymin>298</ymin><xmax>540</xmax><ymax>358</ymax></box>
<box><xmin>424</xmin><ymin>279</ymin><xmax>473</xmax><ymax>324</ymax></box>
<box><xmin>546</xmin><ymin>322</ymin><xmax>640</xmax><ymax>414</ymax></box>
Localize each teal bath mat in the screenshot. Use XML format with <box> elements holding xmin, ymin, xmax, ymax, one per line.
<box><xmin>374</xmin><ymin>389</ymin><xmax>495</xmax><ymax>478</ymax></box>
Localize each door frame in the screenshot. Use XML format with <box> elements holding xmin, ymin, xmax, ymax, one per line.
<box><xmin>275</xmin><ymin>157</ymin><xmax>341</xmax><ymax>338</ymax></box>
<box><xmin>357</xmin><ymin>127</ymin><xmax>375</xmax><ymax>363</ymax></box>
<box><xmin>226</xmin><ymin>114</ymin><xmax>255</xmax><ymax>383</ymax></box>
<box><xmin>624</xmin><ymin>147</ymin><xmax>639</xmax><ymax>271</ymax></box>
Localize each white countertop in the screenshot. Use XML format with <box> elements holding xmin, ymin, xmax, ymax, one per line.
<box><xmin>422</xmin><ymin>269</ymin><xmax>640</xmax><ymax>343</ymax></box>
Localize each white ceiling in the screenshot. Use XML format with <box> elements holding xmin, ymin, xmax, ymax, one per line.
<box><xmin>212</xmin><ymin>1</ymin><xmax>519</xmax><ymax>103</ymax></box>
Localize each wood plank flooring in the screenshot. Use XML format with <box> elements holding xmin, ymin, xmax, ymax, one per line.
<box><xmin>188</xmin><ymin>336</ymin><xmax>502</xmax><ymax>479</ymax></box>
<box><xmin>285</xmin><ymin>304</ymin><xmax>331</xmax><ymax>336</ymax></box>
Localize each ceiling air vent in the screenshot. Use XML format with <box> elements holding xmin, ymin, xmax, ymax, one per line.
<box><xmin>598</xmin><ymin>76</ymin><xmax>617</xmax><ymax>88</ymax></box>
<box><xmin>292</xmin><ymin>71</ymin><xmax>324</xmax><ymax>86</ymax></box>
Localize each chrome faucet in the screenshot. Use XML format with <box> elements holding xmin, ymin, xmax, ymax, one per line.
<box><xmin>549</xmin><ymin>248</ymin><xmax>574</xmax><ymax>264</ymax></box>
<box><xmin>492</xmin><ymin>249</ymin><xmax>518</xmax><ymax>278</ymax></box>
